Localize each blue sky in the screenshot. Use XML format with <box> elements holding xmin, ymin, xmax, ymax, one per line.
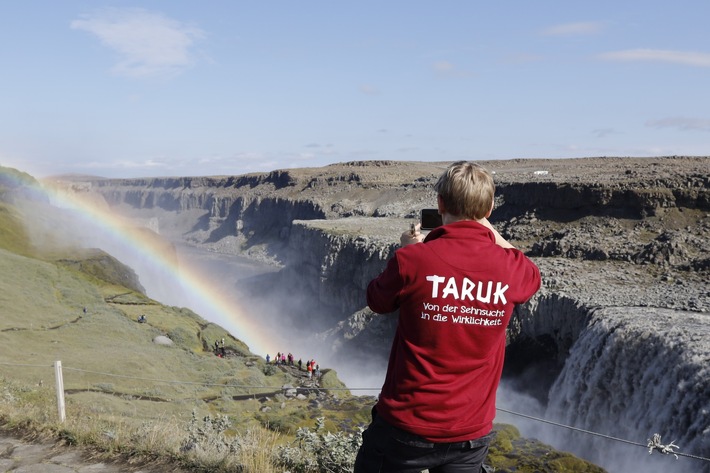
<box><xmin>2</xmin><ymin>1</ymin><xmax>709</xmax><ymax>178</ymax></box>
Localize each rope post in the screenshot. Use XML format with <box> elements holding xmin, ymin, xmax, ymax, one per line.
<box><xmin>54</xmin><ymin>360</ymin><xmax>66</xmax><ymax>423</ymax></box>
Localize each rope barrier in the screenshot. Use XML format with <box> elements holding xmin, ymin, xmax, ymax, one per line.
<box><xmin>495</xmin><ymin>407</ymin><xmax>646</xmax><ymax>448</ymax></box>
<box><xmin>496</xmin><ymin>408</ymin><xmax>710</xmax><ymax>463</ymax></box>
<box><xmin>0</xmin><ymin>361</ymin><xmax>53</xmax><ymax>368</ymax></box>
<box><xmin>0</xmin><ymin>360</ymin><xmax>371</xmax><ymax>390</ymax></box>
<box><xmin>2</xmin><ymin>360</ymin><xmax>709</xmax><ymax>464</ymax></box>
<box><xmin>62</xmin><ymin>365</ymin><xmax>373</xmax><ymax>390</ymax></box>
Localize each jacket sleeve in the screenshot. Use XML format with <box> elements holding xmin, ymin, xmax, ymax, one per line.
<box><xmin>367</xmin><ymin>254</ymin><xmax>404</xmax><ymax>314</ymax></box>
<box><xmin>508</xmin><ymin>249</ymin><xmax>541</xmax><ymax>303</ymax></box>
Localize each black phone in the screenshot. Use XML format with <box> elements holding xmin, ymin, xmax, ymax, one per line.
<box><xmin>420</xmin><ymin>209</ymin><xmax>443</xmax><ymax>230</ymax></box>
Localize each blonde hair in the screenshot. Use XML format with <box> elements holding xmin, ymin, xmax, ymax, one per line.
<box><xmin>434</xmin><ymin>161</ymin><xmax>495</xmax><ymax>220</ymax></box>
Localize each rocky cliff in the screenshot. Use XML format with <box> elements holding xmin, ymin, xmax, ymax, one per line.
<box><xmin>54</xmin><ymin>156</ymin><xmax>710</xmax><ymax>472</ymax></box>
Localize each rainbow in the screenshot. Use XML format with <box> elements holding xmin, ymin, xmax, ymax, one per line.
<box><xmin>20</xmin><ymin>175</ymin><xmax>277</xmax><ymax>357</ymax></box>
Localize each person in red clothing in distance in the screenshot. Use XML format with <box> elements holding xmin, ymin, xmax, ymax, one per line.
<box><xmin>354</xmin><ymin>161</ymin><xmax>541</xmax><ymax>473</ymax></box>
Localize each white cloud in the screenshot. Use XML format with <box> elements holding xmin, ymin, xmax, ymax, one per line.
<box><xmin>592</xmin><ymin>128</ymin><xmax>621</xmax><ymax>138</ymax></box>
<box><xmin>541</xmin><ymin>21</ymin><xmax>604</xmax><ymax>36</ymax></box>
<box><xmin>197</xmin><ymin>154</ymin><xmax>228</xmax><ymax>165</ymax></box>
<box><xmin>84</xmin><ymin>158</ymin><xmax>169</xmax><ymax>169</ymax></box>
<box><xmin>433</xmin><ymin>60</ymin><xmax>455</xmax><ymax>72</ymax></box>
<box><xmin>230</xmin><ymin>152</ymin><xmax>268</xmax><ymax>163</ymax></box>
<box><xmin>432</xmin><ymin>60</ymin><xmax>474</xmax><ymax>78</ymax></box>
<box><xmin>598</xmin><ymin>49</ymin><xmax>710</xmax><ymax>67</ymax></box>
<box><xmin>359</xmin><ymin>84</ymin><xmax>380</xmax><ymax>95</ymax></box>
<box><xmin>71</xmin><ymin>7</ymin><xmax>205</xmax><ymax>78</ymax></box>
<box><xmin>646</xmin><ymin>117</ymin><xmax>710</xmax><ymax>132</ymax></box>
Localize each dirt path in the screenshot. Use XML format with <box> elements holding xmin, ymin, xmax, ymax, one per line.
<box><xmin>0</xmin><ymin>432</ymin><xmax>184</xmax><ymax>473</ymax></box>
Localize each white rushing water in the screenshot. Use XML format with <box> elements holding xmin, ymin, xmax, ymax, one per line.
<box><xmin>497</xmin><ymin>306</ymin><xmax>710</xmax><ymax>473</ymax></box>
<box><xmin>543</xmin><ymin>307</ymin><xmax>709</xmax><ymax>473</ymax></box>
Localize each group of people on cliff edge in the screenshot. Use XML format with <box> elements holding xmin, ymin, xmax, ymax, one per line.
<box><xmin>355</xmin><ymin>161</ymin><xmax>541</xmax><ymax>473</ymax></box>
<box><xmin>266</xmin><ymin>352</ymin><xmax>321</xmax><ymax>378</ymax></box>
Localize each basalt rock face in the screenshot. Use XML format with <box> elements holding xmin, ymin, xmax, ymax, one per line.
<box><xmin>91</xmin><ymin>173</ymin><xmax>331</xmax><ymax>247</ymax></box>
<box><xmin>61</xmin><ymin>156</ymin><xmax>710</xmax><ymax>471</ymax></box>
<box><xmin>69</xmin><ymin>156</ymin><xmax>709</xmax><ymax>325</ymax></box>
<box><xmin>75</xmin><ymin>157</ymin><xmax>710</xmax><ymax>266</ymax></box>
<box><xmin>284</xmin><ymin>222</ymin><xmax>392</xmax><ymax>315</ymax></box>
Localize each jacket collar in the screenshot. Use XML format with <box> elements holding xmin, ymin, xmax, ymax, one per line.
<box><xmin>423</xmin><ymin>220</ymin><xmax>495</xmax><ymax>244</ymax></box>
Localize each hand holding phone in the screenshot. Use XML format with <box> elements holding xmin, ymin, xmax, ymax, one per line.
<box><xmin>401</xmin><ymin>223</ymin><xmax>424</xmax><ymax>246</ymax></box>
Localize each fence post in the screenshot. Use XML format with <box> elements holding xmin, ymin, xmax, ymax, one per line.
<box><xmin>54</xmin><ymin>360</ymin><xmax>66</xmax><ymax>423</ymax></box>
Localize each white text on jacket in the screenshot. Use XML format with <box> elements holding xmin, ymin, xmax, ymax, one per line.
<box><xmin>425</xmin><ymin>275</ymin><xmax>509</xmax><ymax>305</ymax></box>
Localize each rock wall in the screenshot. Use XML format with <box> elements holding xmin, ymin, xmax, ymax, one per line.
<box><xmin>284</xmin><ymin>223</ymin><xmax>394</xmax><ymax>315</ymax></box>
<box><xmin>496</xmin><ymin>175</ymin><xmax>709</xmax><ymax>219</ymax></box>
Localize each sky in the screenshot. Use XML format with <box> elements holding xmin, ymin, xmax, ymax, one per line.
<box><xmin>1</xmin><ymin>1</ymin><xmax>709</xmax><ymax>179</ymax></box>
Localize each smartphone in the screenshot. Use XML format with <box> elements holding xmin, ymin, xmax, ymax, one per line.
<box><xmin>420</xmin><ymin>208</ymin><xmax>443</xmax><ymax>230</ymax></box>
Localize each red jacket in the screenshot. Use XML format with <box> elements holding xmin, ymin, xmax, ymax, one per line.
<box><xmin>367</xmin><ymin>221</ymin><xmax>541</xmax><ymax>442</ymax></box>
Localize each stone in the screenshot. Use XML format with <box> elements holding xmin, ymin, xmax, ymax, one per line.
<box><xmin>152</xmin><ymin>336</ymin><xmax>173</xmax><ymax>346</ymax></box>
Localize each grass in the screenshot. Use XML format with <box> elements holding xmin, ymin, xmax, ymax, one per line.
<box><xmin>0</xmin><ymin>376</ymin><xmax>284</xmax><ymax>472</ymax></box>
<box><xmin>0</xmin><ymin>204</ymin><xmax>33</xmax><ymax>256</ymax></box>
<box><xmin>0</xmin><ymin>202</ymin><xmax>366</xmax><ymax>470</ymax></box>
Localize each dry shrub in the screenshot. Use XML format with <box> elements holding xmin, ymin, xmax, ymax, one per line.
<box><xmin>181</xmin><ymin>411</ymin><xmax>282</xmax><ymax>472</ymax></box>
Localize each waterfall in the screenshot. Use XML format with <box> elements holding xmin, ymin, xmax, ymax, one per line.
<box><xmin>536</xmin><ymin>306</ymin><xmax>710</xmax><ymax>473</ymax></box>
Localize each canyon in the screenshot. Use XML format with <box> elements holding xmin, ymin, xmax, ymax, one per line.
<box><xmin>49</xmin><ymin>156</ymin><xmax>709</xmax><ymax>472</ymax></box>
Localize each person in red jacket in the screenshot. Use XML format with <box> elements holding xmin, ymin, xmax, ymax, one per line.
<box><xmin>354</xmin><ymin>161</ymin><xmax>541</xmax><ymax>473</ymax></box>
